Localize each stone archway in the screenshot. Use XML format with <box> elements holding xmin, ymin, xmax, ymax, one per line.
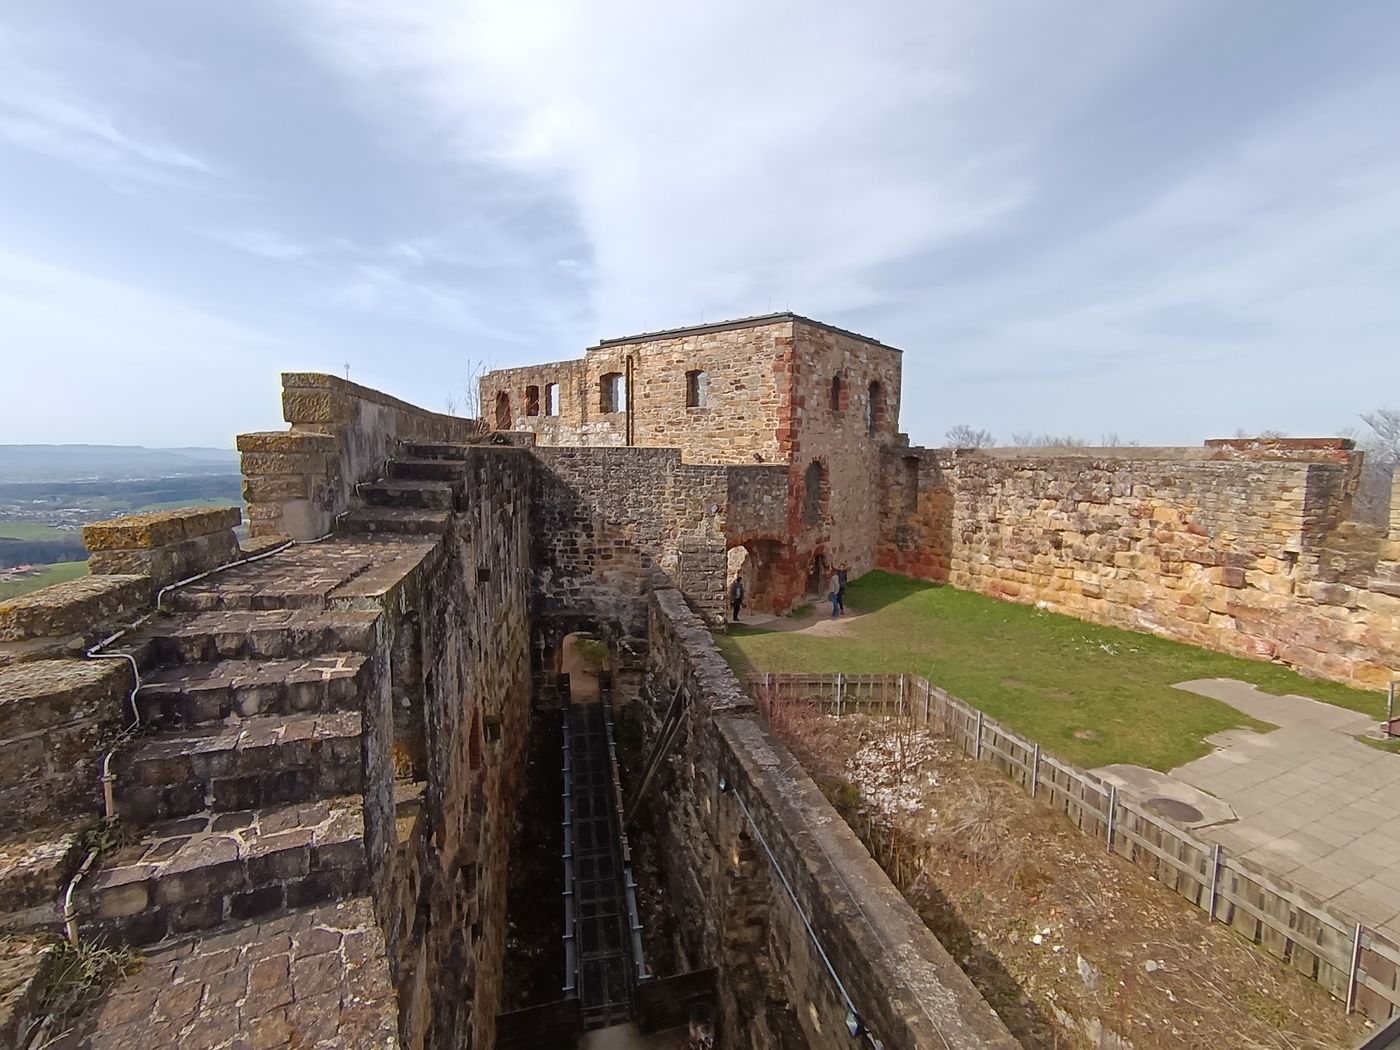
<box><xmin>727</xmin><ymin>538</ymin><xmax>783</xmax><ymax>615</ymax></box>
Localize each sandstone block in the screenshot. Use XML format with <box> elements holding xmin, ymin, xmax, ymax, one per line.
<box><xmin>236</xmin><ymin>431</ymin><xmax>338</xmax><ymax>455</ymax></box>
<box><xmin>0</xmin><ymin>574</ymin><xmax>148</xmax><ymax>644</ymax></box>
<box><xmin>83</xmin><ymin>507</ymin><xmax>241</xmax><ymax>552</ymax></box>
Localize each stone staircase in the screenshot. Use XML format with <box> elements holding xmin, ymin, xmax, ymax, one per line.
<box><xmin>0</xmin><ymin>440</ymin><xmax>485</xmax><ymax>1045</ymax></box>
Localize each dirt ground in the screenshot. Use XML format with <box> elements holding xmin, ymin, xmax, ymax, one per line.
<box><xmin>771</xmin><ymin>708</ymin><xmax>1373</xmax><ymax>1050</ymax></box>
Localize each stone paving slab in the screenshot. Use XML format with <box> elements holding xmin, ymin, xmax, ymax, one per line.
<box><xmin>73</xmin><ymin>896</ymin><xmax>400</xmax><ymax>1049</ymax></box>
<box><xmin>1170</xmin><ymin>678</ymin><xmax>1400</xmax><ymax>939</ymax></box>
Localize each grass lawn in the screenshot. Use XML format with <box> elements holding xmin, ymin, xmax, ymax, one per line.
<box><xmin>0</xmin><ymin>521</ymin><xmax>74</xmax><ymax>540</ymax></box>
<box><xmin>0</xmin><ymin>559</ymin><xmax>90</xmax><ymax>601</ymax></box>
<box><xmin>717</xmin><ymin>571</ymin><xmax>1385</xmax><ymax>772</ymax></box>
<box><xmin>131</xmin><ymin>497</ymin><xmax>243</xmax><ymax>515</ymax></box>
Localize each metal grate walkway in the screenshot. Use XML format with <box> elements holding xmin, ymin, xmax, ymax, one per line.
<box><xmin>562</xmin><ymin>700</ymin><xmax>647</xmax><ymax>1029</ymax></box>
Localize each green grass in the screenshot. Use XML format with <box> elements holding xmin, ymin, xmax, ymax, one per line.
<box><xmin>0</xmin><ymin>521</ymin><xmax>75</xmax><ymax>540</ymax></box>
<box><xmin>718</xmin><ymin>571</ymin><xmax>1384</xmax><ymax>772</ymax></box>
<box><xmin>130</xmin><ymin>497</ymin><xmax>242</xmax><ymax>514</ymax></box>
<box><xmin>0</xmin><ymin>560</ymin><xmax>90</xmax><ymax>601</ymax></box>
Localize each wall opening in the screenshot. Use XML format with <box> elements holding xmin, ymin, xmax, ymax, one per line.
<box><xmin>524</xmin><ymin>385</ymin><xmax>540</xmax><ymax>417</ymax></box>
<box><xmin>867</xmin><ymin>381</ymin><xmax>883</xmax><ymax>436</ymax></box>
<box><xmin>545</xmin><ymin>382</ymin><xmax>560</xmax><ymax>417</ymax></box>
<box><xmin>685</xmin><ymin>369</ymin><xmax>710</xmax><ymax>408</ymax></box>
<box><xmin>829</xmin><ymin>373</ymin><xmax>843</xmax><ymax>412</ymax></box>
<box><xmin>495</xmin><ymin>390</ymin><xmax>512</xmax><ymax>430</ymax></box>
<box><xmin>600</xmin><ymin>372</ymin><xmax>625</xmax><ymax>414</ymax></box>
<box><xmin>728</xmin><ymin>538</ymin><xmax>782</xmax><ymax>614</ymax></box>
<box><xmin>903</xmin><ymin>456</ymin><xmax>920</xmax><ymax>511</ymax></box>
<box><xmin>803</xmin><ymin>460</ymin><xmax>826</xmax><ymax>526</ymax></box>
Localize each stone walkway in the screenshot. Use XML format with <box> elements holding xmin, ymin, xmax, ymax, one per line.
<box><xmin>1170</xmin><ymin>679</ymin><xmax>1400</xmax><ymax>941</ymax></box>
<box><xmin>72</xmin><ymin>897</ymin><xmax>399</xmax><ymax>1049</ymax></box>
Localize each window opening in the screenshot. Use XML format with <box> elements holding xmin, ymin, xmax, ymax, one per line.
<box><xmin>600</xmin><ymin>372</ymin><xmax>625</xmax><ymax>413</ymax></box>
<box><xmin>685</xmin><ymin>369</ymin><xmax>710</xmax><ymax>408</ymax></box>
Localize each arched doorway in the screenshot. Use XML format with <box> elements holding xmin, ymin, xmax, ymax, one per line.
<box><xmin>728</xmin><ymin>538</ymin><xmax>783</xmax><ymax>615</ymax></box>
<box><xmin>560</xmin><ymin>632</ymin><xmax>609</xmax><ymax>702</ymax></box>
<box><xmin>494</xmin><ymin>390</ymin><xmax>512</xmax><ymax>430</ymax></box>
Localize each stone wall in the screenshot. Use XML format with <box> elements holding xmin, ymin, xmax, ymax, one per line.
<box><xmin>637</xmin><ymin>586</ymin><xmax>1018</xmax><ymax>1049</ymax></box>
<box><xmin>364</xmin><ymin>447</ymin><xmax>534</xmax><ymax>1049</ymax></box>
<box><xmin>531</xmin><ymin>447</ymin><xmax>730</xmax><ymax>634</ymax></box>
<box><xmin>878</xmin><ymin>442</ymin><xmax>1400</xmax><ymax>688</ymax></box>
<box><xmin>483</xmin><ymin>316</ymin><xmax>792</xmax><ymax>463</ymax></box>
<box><xmin>240</xmin><ymin>372</ymin><xmax>483</xmax><ymax>540</ymax></box>
<box><xmin>777</xmin><ymin>320</ymin><xmax>904</xmax><ymax>608</ymax></box>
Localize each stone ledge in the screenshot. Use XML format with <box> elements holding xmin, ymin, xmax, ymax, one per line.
<box><xmin>236</xmin><ymin>430</ymin><xmax>338</xmax><ymax>455</ymax></box>
<box><xmin>83</xmin><ymin>507</ymin><xmax>242</xmax><ymax>552</ymax></box>
<box><xmin>0</xmin><ymin>659</ymin><xmax>131</xmax><ymax>740</ymax></box>
<box><xmin>0</xmin><ymin>575</ymin><xmax>150</xmax><ymax>645</ymax></box>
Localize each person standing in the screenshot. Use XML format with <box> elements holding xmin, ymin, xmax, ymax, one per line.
<box><xmin>837</xmin><ymin>563</ymin><xmax>849</xmax><ymax>617</ymax></box>
<box><xmin>730</xmin><ymin>577</ymin><xmax>745</xmax><ymax>622</ymax></box>
<box><xmin>828</xmin><ymin>569</ymin><xmax>842</xmax><ymax>619</ymax></box>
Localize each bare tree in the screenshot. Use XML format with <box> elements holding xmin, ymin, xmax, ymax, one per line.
<box><xmin>444</xmin><ymin>357</ymin><xmax>496</xmax><ymax>420</ymax></box>
<box><xmin>1359</xmin><ymin>408</ymin><xmax>1400</xmax><ymax>465</ymax></box>
<box><xmin>1099</xmin><ymin>432</ymin><xmax>1140</xmax><ymax>447</ymax></box>
<box><xmin>1232</xmin><ymin>428</ymin><xmax>1289</xmax><ymax>440</ymax></box>
<box><xmin>944</xmin><ymin>425</ymin><xmax>996</xmax><ymax>449</ymax></box>
<box><xmin>1009</xmin><ymin>432</ymin><xmax>1089</xmax><ymax>448</ymax></box>
<box><xmin>1350</xmin><ymin>408</ymin><xmax>1399</xmax><ymax>525</ymax></box>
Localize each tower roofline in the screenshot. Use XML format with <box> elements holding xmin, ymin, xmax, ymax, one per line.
<box><xmin>590</xmin><ymin>312</ymin><xmax>902</xmax><ymax>353</ymax></box>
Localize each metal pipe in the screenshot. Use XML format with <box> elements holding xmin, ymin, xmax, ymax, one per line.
<box><xmin>61</xmin><ymin>530</ymin><xmax>324</xmax><ymax>948</ymax></box>
<box><xmin>731</xmin><ymin>786</ymin><xmax>881</xmax><ymax>1048</ymax></box>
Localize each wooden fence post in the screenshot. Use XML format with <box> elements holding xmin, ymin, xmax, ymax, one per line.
<box><xmin>1031</xmin><ymin>744</ymin><xmax>1041</xmax><ymax>799</ymax></box>
<box><xmin>974</xmin><ymin>710</ymin><xmax>984</xmax><ymax>760</ymax></box>
<box><xmin>836</xmin><ymin>673</ymin><xmax>844</xmax><ymax>717</ymax></box>
<box><xmin>921</xmin><ymin>678</ymin><xmax>931</xmax><ymax>727</ymax></box>
<box><xmin>1106</xmin><ymin>785</ymin><xmax>1118</xmax><ymax>850</ymax></box>
<box><xmin>898</xmin><ymin>674</ymin><xmax>905</xmax><ymax>718</ymax></box>
<box><xmin>1347</xmin><ymin>922</ymin><xmax>1365</xmax><ymax>1013</ymax></box>
<box><xmin>1207</xmin><ymin>843</ymin><xmax>1222</xmax><ymax>919</ymax></box>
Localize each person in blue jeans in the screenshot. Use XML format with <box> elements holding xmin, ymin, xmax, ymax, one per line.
<box><xmin>828</xmin><ymin>570</ymin><xmax>842</xmax><ymax>619</ymax></box>
<box><xmin>837</xmin><ymin>563</ymin><xmax>849</xmax><ymax>616</ymax></box>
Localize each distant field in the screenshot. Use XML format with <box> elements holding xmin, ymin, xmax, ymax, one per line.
<box><xmin>0</xmin><ymin>560</ymin><xmax>89</xmax><ymax>601</ymax></box>
<box><xmin>0</xmin><ymin>522</ymin><xmax>74</xmax><ymax>540</ymax></box>
<box><xmin>130</xmin><ymin>497</ymin><xmax>243</xmax><ymax>515</ymax></box>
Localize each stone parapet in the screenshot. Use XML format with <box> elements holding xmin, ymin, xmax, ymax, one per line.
<box><xmin>0</xmin><ymin>575</ymin><xmax>150</xmax><ymax>666</ymax></box>
<box><xmin>82</xmin><ymin>506</ymin><xmax>242</xmax><ymax>590</ymax></box>
<box><xmin>644</xmin><ymin>586</ymin><xmax>1018</xmax><ymax>1049</ymax></box>
<box><xmin>240</xmin><ymin>373</ymin><xmax>485</xmax><ymax>539</ymax></box>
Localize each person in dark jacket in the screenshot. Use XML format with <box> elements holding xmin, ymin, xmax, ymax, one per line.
<box><xmin>837</xmin><ymin>563</ymin><xmax>849</xmax><ymax>616</ymax></box>
<box><xmin>730</xmin><ymin>577</ymin><xmax>745</xmax><ymax>622</ymax></box>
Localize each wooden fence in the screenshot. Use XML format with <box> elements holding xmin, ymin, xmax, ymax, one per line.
<box><xmin>746</xmin><ymin>671</ymin><xmax>1400</xmax><ymax>1022</ymax></box>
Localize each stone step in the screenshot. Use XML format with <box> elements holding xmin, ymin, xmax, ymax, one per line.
<box><xmin>360</xmin><ymin>479</ymin><xmax>459</xmax><ymax>511</ymax></box>
<box><xmin>121</xmin><ymin>609</ymin><xmax>380</xmax><ymax>666</ymax></box>
<box><xmin>77</xmin><ymin>794</ymin><xmax>373</xmax><ymax>946</ymax></box>
<box><xmin>400</xmin><ymin>442</ymin><xmax>474</xmax><ymax>461</ymax></box>
<box><xmin>387</xmin><ymin>457</ymin><xmax>469</xmax><ymax>483</ymax></box>
<box><xmin>116</xmin><ymin>711</ymin><xmax>364</xmax><ymax>823</ymax></box>
<box><xmin>135</xmin><ymin>654</ymin><xmax>369</xmax><ymax>728</ymax></box>
<box><xmin>341</xmin><ymin>506</ymin><xmax>452</xmax><ymax>536</ymax></box>
<box><xmin>0</xmin><ymin>821</ymin><xmax>88</xmax><ymax>917</ymax></box>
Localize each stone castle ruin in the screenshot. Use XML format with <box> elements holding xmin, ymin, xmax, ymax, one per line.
<box><xmin>0</xmin><ymin>312</ymin><xmax>1395</xmax><ymax>1048</ymax></box>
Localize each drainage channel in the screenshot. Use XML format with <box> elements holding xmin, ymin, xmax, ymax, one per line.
<box><xmin>562</xmin><ymin>697</ymin><xmax>648</xmax><ymax>1030</ymax></box>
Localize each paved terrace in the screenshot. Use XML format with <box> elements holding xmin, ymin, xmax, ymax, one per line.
<box><xmin>1171</xmin><ymin>679</ymin><xmax>1400</xmax><ymax>941</ymax></box>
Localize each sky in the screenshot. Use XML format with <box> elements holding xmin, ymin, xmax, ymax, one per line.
<box><xmin>2</xmin><ymin>1</ymin><xmax>1398</xmax><ymax>449</ymax></box>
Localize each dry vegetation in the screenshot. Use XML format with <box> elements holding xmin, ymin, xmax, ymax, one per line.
<box><xmin>761</xmin><ymin>696</ymin><xmax>1372</xmax><ymax>1050</ymax></box>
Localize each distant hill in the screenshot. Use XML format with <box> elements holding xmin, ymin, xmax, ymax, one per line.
<box><xmin>0</xmin><ymin>445</ymin><xmax>241</xmax><ymax>482</ymax></box>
